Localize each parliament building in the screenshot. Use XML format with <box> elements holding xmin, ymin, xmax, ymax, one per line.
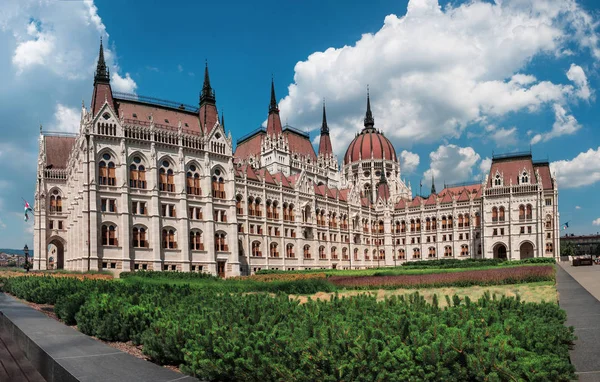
<box><xmin>33</xmin><ymin>42</ymin><xmax>560</xmax><ymax>276</ymax></box>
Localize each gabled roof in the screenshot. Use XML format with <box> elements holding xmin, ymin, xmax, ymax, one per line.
<box><xmin>240</xmin><ymin>165</ymin><xmax>260</xmax><ymax>181</ymax></box>
<box><xmin>457</xmin><ymin>189</ymin><xmax>470</xmax><ymax>202</ymax></box>
<box><xmin>533</xmin><ymin>162</ymin><xmax>554</xmax><ymax>190</ymax></box>
<box><xmin>440</xmin><ymin>191</ymin><xmax>453</xmax><ymax>204</ymax></box>
<box><xmin>287</xmin><ymin>173</ymin><xmax>302</xmax><ymax>187</ymax></box>
<box><xmin>273</xmin><ymin>172</ymin><xmax>293</xmax><ymax>189</ymax></box>
<box><xmin>361</xmin><ymin>197</ymin><xmax>371</xmax><ymax>207</ymax></box>
<box><xmin>314</xmin><ymin>183</ymin><xmax>326</xmax><ymax>196</ymax></box>
<box><xmin>394</xmin><ymin>199</ymin><xmax>407</xmax><ymax>210</ymax></box>
<box><xmin>283</xmin><ymin>129</ymin><xmax>317</xmax><ymax>161</ymax></box>
<box><xmin>338</xmin><ymin>188</ymin><xmax>350</xmax><ymax>202</ymax></box>
<box><xmin>410</xmin><ymin>196</ymin><xmax>423</xmax><ymax>207</ymax></box>
<box><xmin>257</xmin><ymin>168</ymin><xmax>277</xmax><ymax>185</ymax></box>
<box><xmin>424</xmin><ymin>194</ymin><xmax>437</xmax><ymax>206</ymax></box>
<box><xmin>326</xmin><ymin>186</ymin><xmax>337</xmax><ymax>199</ymax></box>
<box><xmin>487</xmin><ymin>154</ymin><xmax>535</xmax><ymax>188</ymax></box>
<box><xmin>115</xmin><ymin>99</ymin><xmax>201</xmax><ymax>135</ymax></box>
<box><xmin>233</xmin><ymin>132</ymin><xmax>264</xmax><ymax>162</ymax></box>
<box><xmin>45</xmin><ymin>136</ymin><xmax>76</xmax><ymax>169</ymax></box>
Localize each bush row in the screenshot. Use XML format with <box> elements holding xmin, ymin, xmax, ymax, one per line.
<box><xmin>2</xmin><ymin>276</ymin><xmax>575</xmax><ymax>381</ymax></box>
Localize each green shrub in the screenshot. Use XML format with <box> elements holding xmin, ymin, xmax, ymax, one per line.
<box><xmin>54</xmin><ymin>291</ymin><xmax>87</xmax><ymax>325</ymax></box>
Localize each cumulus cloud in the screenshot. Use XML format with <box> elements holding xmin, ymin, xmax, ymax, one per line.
<box><xmin>575</xmin><ymin>205</ymin><xmax>581</xmax><ymax>209</ymax></box>
<box><xmin>593</xmin><ymin>218</ymin><xmax>600</xmax><ymax>226</ymax></box>
<box><xmin>531</xmin><ymin>104</ymin><xmax>581</xmax><ymax>144</ymax></box>
<box><xmin>566</xmin><ymin>63</ymin><xmax>591</xmax><ymax>100</ymax></box>
<box><xmin>52</xmin><ymin>104</ymin><xmax>80</xmax><ymax>133</ymax></box>
<box><xmin>550</xmin><ymin>147</ymin><xmax>600</xmax><ymax>188</ymax></box>
<box><xmin>275</xmin><ymin>0</ymin><xmax>599</xmax><ymax>155</ymax></box>
<box><xmin>112</xmin><ymin>72</ymin><xmax>137</xmax><ymax>94</ymax></box>
<box><xmin>479</xmin><ymin>157</ymin><xmax>492</xmax><ymax>176</ymax></box>
<box><xmin>488</xmin><ymin>126</ymin><xmax>518</xmax><ymax>147</ymax></box>
<box><xmin>400</xmin><ymin>150</ymin><xmax>420</xmax><ymax>173</ymax></box>
<box><xmin>423</xmin><ymin>144</ymin><xmax>481</xmax><ymax>190</ymax></box>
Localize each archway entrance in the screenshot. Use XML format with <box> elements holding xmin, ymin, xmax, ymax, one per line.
<box><xmin>47</xmin><ymin>239</ymin><xmax>64</xmax><ymax>269</ymax></box>
<box><xmin>493</xmin><ymin>243</ymin><xmax>507</xmax><ymax>260</ymax></box>
<box><xmin>520</xmin><ymin>242</ymin><xmax>534</xmax><ymax>259</ymax></box>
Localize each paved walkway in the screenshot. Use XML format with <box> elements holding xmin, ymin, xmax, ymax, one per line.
<box><xmin>556</xmin><ymin>263</ymin><xmax>600</xmax><ymax>382</ymax></box>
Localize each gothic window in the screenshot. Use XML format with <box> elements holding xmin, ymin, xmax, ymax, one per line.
<box><xmin>461</xmin><ymin>245</ymin><xmax>469</xmax><ymax>256</ymax></box>
<box><xmin>101</xmin><ymin>224</ymin><xmax>118</xmax><ymax>246</ymax></box>
<box><xmin>364</xmin><ymin>248</ymin><xmax>369</xmax><ymax>260</ymax></box>
<box><xmin>252</xmin><ymin>241</ymin><xmax>262</xmax><ymax>257</ymax></box>
<box><xmin>286</xmin><ymin>244</ymin><xmax>295</xmax><ymax>258</ymax></box>
<box><xmin>494</xmin><ymin>174</ymin><xmax>502</xmax><ymax>186</ymax></box>
<box><xmin>545</xmin><ymin>215</ymin><xmax>552</xmax><ymax>229</ymax></box>
<box><xmin>354</xmin><ymin>248</ymin><xmax>359</xmax><ymax>261</ymax></box>
<box><xmin>416</xmin><ymin>219</ymin><xmax>421</xmax><ymax>232</ymax></box>
<box><xmin>162</xmin><ymin>228</ymin><xmax>177</xmax><ymax>249</ymax></box>
<box><xmin>159</xmin><ymin>160</ymin><xmax>175</xmax><ymax>192</ymax></box>
<box><xmin>464</xmin><ymin>214</ymin><xmax>470</xmax><ymax>227</ymax></box>
<box><xmin>521</xmin><ymin>171</ymin><xmax>529</xmax><ymax>184</ymax></box>
<box><xmin>236</xmin><ymin>195</ymin><xmax>244</xmax><ymax>215</ymax></box>
<box><xmin>319</xmin><ymin>246</ymin><xmax>326</xmax><ymax>259</ymax></box>
<box><xmin>304</xmin><ymin>245</ymin><xmax>311</xmax><ymax>259</ymax></box>
<box><xmin>526</xmin><ymin>204</ymin><xmax>533</xmax><ymax>220</ymax></box>
<box><xmin>129</xmin><ymin>156</ymin><xmax>147</xmax><ymax>189</ymax></box>
<box><xmin>412</xmin><ymin>248</ymin><xmax>421</xmax><ymax>259</ymax></box>
<box><xmin>428</xmin><ymin>247</ymin><xmax>436</xmax><ymax>258</ymax></box>
<box><xmin>499</xmin><ymin>207</ymin><xmax>505</xmax><ymax>222</ymax></box>
<box><xmin>331</xmin><ymin>247</ymin><xmax>338</xmax><ymax>260</ymax></box>
<box><xmin>441</xmin><ymin>216</ymin><xmax>447</xmax><ymax>229</ymax></box>
<box><xmin>49</xmin><ymin>189</ymin><xmax>62</xmax><ymax>213</ymax></box>
<box><xmin>270</xmin><ymin>243</ymin><xmax>279</xmax><ymax>258</ymax></box>
<box><xmin>444</xmin><ymin>246</ymin><xmax>452</xmax><ymax>257</ymax></box>
<box><xmin>98</xmin><ymin>152</ymin><xmax>116</xmax><ymax>186</ymax></box>
<box><xmin>132</xmin><ymin>226</ymin><xmax>148</xmax><ymax>248</ymax></box>
<box><xmin>211</xmin><ymin>168</ymin><xmax>226</xmax><ymax>199</ymax></box>
<box><xmin>363</xmin><ymin>183</ymin><xmax>372</xmax><ymax>201</ymax></box>
<box><xmin>448</xmin><ymin>215</ymin><xmax>453</xmax><ymax>227</ymax></box>
<box><xmin>458</xmin><ymin>214</ymin><xmax>464</xmax><ymax>228</ymax></box>
<box><xmin>214</xmin><ymin>232</ymin><xmax>228</xmax><ymax>251</ymax></box>
<box><xmin>410</xmin><ymin>219</ymin><xmax>415</xmax><ymax>231</ymax></box>
<box><xmin>186</xmin><ymin>164</ymin><xmax>201</xmax><ymax>196</ymax></box>
<box><xmin>432</xmin><ymin>217</ymin><xmax>437</xmax><ymax>230</ymax></box>
<box><xmin>378</xmin><ymin>220</ymin><xmax>384</xmax><ymax>234</ymax></box>
<box><xmin>342</xmin><ymin>247</ymin><xmax>348</xmax><ymax>260</ymax></box>
<box><xmin>519</xmin><ymin>205</ymin><xmax>525</xmax><ymax>221</ymax></box>
<box><xmin>426</xmin><ymin>218</ymin><xmax>431</xmax><ymax>231</ymax></box>
<box><xmin>397</xmin><ymin>249</ymin><xmax>405</xmax><ymax>260</ymax></box>
<box><xmin>189</xmin><ymin>230</ymin><xmax>204</xmax><ymax>250</ymax></box>
<box><xmin>475</xmin><ymin>212</ymin><xmax>481</xmax><ymax>227</ymax></box>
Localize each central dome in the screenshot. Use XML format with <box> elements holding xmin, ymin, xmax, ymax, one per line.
<box><xmin>343</xmin><ymin>92</ymin><xmax>397</xmax><ymax>165</ymax></box>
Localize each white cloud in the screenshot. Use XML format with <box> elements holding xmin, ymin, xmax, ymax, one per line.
<box><xmin>111</xmin><ymin>72</ymin><xmax>137</xmax><ymax>94</ymax></box>
<box><xmin>274</xmin><ymin>0</ymin><xmax>599</xmax><ymax>154</ymax></box>
<box><xmin>178</xmin><ymin>64</ymin><xmax>183</xmax><ymax>72</ymax></box>
<box><xmin>550</xmin><ymin>147</ymin><xmax>600</xmax><ymax>188</ymax></box>
<box><xmin>575</xmin><ymin>205</ymin><xmax>581</xmax><ymax>209</ymax></box>
<box><xmin>424</xmin><ymin>144</ymin><xmax>481</xmax><ymax>188</ymax></box>
<box><xmin>489</xmin><ymin>126</ymin><xmax>517</xmax><ymax>147</ymax></box>
<box><xmin>12</xmin><ymin>22</ymin><xmax>55</xmax><ymax>74</ymax></box>
<box><xmin>531</xmin><ymin>103</ymin><xmax>581</xmax><ymax>144</ymax></box>
<box><xmin>400</xmin><ymin>150</ymin><xmax>420</xmax><ymax>173</ymax></box>
<box><xmin>593</xmin><ymin>218</ymin><xmax>600</xmax><ymax>226</ymax></box>
<box><xmin>479</xmin><ymin>157</ymin><xmax>492</xmax><ymax>176</ymax></box>
<box><xmin>53</xmin><ymin>104</ymin><xmax>80</xmax><ymax>133</ymax></box>
<box><xmin>566</xmin><ymin>63</ymin><xmax>591</xmax><ymax>100</ymax></box>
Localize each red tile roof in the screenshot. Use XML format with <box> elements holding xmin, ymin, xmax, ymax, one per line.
<box><xmin>488</xmin><ymin>155</ymin><xmax>534</xmax><ymax>188</ymax></box>
<box><xmin>440</xmin><ymin>192</ymin><xmax>453</xmax><ymax>204</ymax></box>
<box><xmin>377</xmin><ymin>182</ymin><xmax>390</xmax><ymax>201</ymax></box>
<box><xmin>344</xmin><ymin>129</ymin><xmax>397</xmax><ymax>165</ymax></box>
<box><xmin>45</xmin><ymin>136</ymin><xmax>76</xmax><ymax>169</ymax></box>
<box><xmin>318</xmin><ymin>133</ymin><xmax>333</xmax><ymax>157</ymax></box>
<box><xmin>199</xmin><ymin>103</ymin><xmax>218</xmax><ymax>134</ymax></box>
<box><xmin>283</xmin><ymin>130</ymin><xmax>317</xmax><ymax>161</ymax></box>
<box><xmin>410</xmin><ymin>196</ymin><xmax>423</xmax><ymax>207</ymax></box>
<box><xmin>91</xmin><ymin>83</ymin><xmax>114</xmax><ymax>116</ymax></box>
<box><xmin>338</xmin><ymin>188</ymin><xmax>350</xmax><ymax>201</ymax></box>
<box><xmin>394</xmin><ymin>199</ymin><xmax>407</xmax><ymax>210</ymax></box>
<box><xmin>534</xmin><ymin>163</ymin><xmax>554</xmax><ymax>190</ymax></box>
<box><xmin>457</xmin><ymin>189</ymin><xmax>470</xmax><ymax>202</ymax></box>
<box><xmin>273</xmin><ymin>172</ymin><xmax>293</xmax><ymax>189</ymax></box>
<box><xmin>287</xmin><ymin>173</ymin><xmax>302</xmax><ymax>187</ymax></box>
<box><xmin>256</xmin><ymin>168</ymin><xmax>277</xmax><ymax>185</ymax></box>
<box><xmin>266</xmin><ymin>112</ymin><xmax>283</xmax><ymax>136</ymax></box>
<box><xmin>115</xmin><ymin>99</ymin><xmax>201</xmax><ymax>135</ymax></box>
<box><xmin>234</xmin><ymin>133</ymin><xmax>264</xmax><ymax>162</ymax></box>
<box><xmin>315</xmin><ymin>183</ymin><xmax>326</xmax><ymax>196</ymax></box>
<box><xmin>424</xmin><ymin>194</ymin><xmax>437</xmax><ymax>206</ymax></box>
<box><xmin>361</xmin><ymin>197</ymin><xmax>371</xmax><ymax>207</ymax></box>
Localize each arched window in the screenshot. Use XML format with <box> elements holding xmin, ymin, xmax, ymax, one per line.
<box><xmin>252</xmin><ymin>241</ymin><xmax>262</xmax><ymax>257</ymax></box>
<box><xmin>254</xmin><ymin>198</ymin><xmax>262</xmax><ymax>217</ymax></box>
<box><xmin>545</xmin><ymin>215</ymin><xmax>552</xmax><ymax>229</ymax></box>
<box><xmin>101</xmin><ymin>224</ymin><xmax>117</xmax><ymax>246</ymax></box>
<box><xmin>342</xmin><ymin>247</ymin><xmax>348</xmax><ymax>260</ymax></box>
<box><xmin>461</xmin><ymin>245</ymin><xmax>469</xmax><ymax>256</ymax></box>
<box><xmin>458</xmin><ymin>214</ymin><xmax>464</xmax><ymax>228</ymax></box>
<box><xmin>441</xmin><ymin>216</ymin><xmax>447</xmax><ymax>229</ymax></box>
<box><xmin>266</xmin><ymin>200</ymin><xmax>273</xmax><ymax>219</ymax></box>
<box><xmin>448</xmin><ymin>215</ymin><xmax>453</xmax><ymax>228</ymax></box>
<box><xmin>211</xmin><ymin>168</ymin><xmax>225</xmax><ymax>199</ymax></box>
<box><xmin>416</xmin><ymin>219</ymin><xmax>421</xmax><ymax>232</ymax></box>
<box><xmin>354</xmin><ymin>248</ymin><xmax>359</xmax><ymax>261</ymax></box>
<box><xmin>494</xmin><ymin>174</ymin><xmax>502</xmax><ymax>186</ymax></box>
<box><xmin>412</xmin><ymin>248</ymin><xmax>421</xmax><ymax>259</ymax></box>
<box><xmin>272</xmin><ymin>201</ymin><xmax>279</xmax><ymax>220</ymax></box>
<box><xmin>475</xmin><ymin>213</ymin><xmax>481</xmax><ymax>227</ymax></box>
<box><xmin>432</xmin><ymin>217</ymin><xmax>437</xmax><ymax>231</ymax></box>
<box><xmin>303</xmin><ymin>245</ymin><xmax>311</xmax><ymax>259</ymax></box>
<box><xmin>492</xmin><ymin>207</ymin><xmax>498</xmax><ymax>222</ymax></box>
<box><xmin>398</xmin><ymin>249</ymin><xmax>405</xmax><ymax>260</ymax></box>
<box><xmin>159</xmin><ymin>160</ymin><xmax>175</xmax><ymax>192</ymax></box>
<box><xmin>270</xmin><ymin>243</ymin><xmax>279</xmax><ymax>258</ymax></box>
<box><xmin>519</xmin><ymin>205</ymin><xmax>525</xmax><ymax>221</ymax></box>
<box><xmin>331</xmin><ymin>247</ymin><xmax>338</xmax><ymax>260</ymax></box>
<box><xmin>319</xmin><ymin>246</ymin><xmax>326</xmax><ymax>259</ymax></box>
<box><xmin>363</xmin><ymin>183</ymin><xmax>372</xmax><ymax>202</ymax></box>
<box><xmin>236</xmin><ymin>195</ymin><xmax>244</xmax><ymax>215</ymax></box>
<box><xmin>286</xmin><ymin>244</ymin><xmax>295</xmax><ymax>258</ymax></box>
<box><xmin>99</xmin><ymin>152</ymin><xmax>116</xmax><ymax>186</ymax></box>
<box><xmin>499</xmin><ymin>207</ymin><xmax>505</xmax><ymax>222</ymax></box>
<box><xmin>428</xmin><ymin>247</ymin><xmax>436</xmax><ymax>258</ymax></box>
<box><xmin>378</xmin><ymin>220</ymin><xmax>384</xmax><ymax>234</ymax></box>
<box><xmin>521</xmin><ymin>171</ymin><xmax>529</xmax><ymax>184</ymax></box>
<box><xmin>214</xmin><ymin>232</ymin><xmax>228</xmax><ymax>252</ymax></box>
<box><xmin>426</xmin><ymin>218</ymin><xmax>431</xmax><ymax>231</ymax></box>
<box><xmin>247</xmin><ymin>196</ymin><xmax>255</xmax><ymax>216</ymax></box>
<box><xmin>186</xmin><ymin>164</ymin><xmax>201</xmax><ymax>196</ymax></box>
<box><xmin>162</xmin><ymin>228</ymin><xmax>176</xmax><ymax>249</ymax></box>
<box><xmin>444</xmin><ymin>246</ymin><xmax>452</xmax><ymax>257</ymax></box>
<box><xmin>526</xmin><ymin>204</ymin><xmax>532</xmax><ymax>220</ymax></box>
<box><xmin>132</xmin><ymin>226</ymin><xmax>148</xmax><ymax>248</ymax></box>
<box><xmin>364</xmin><ymin>248</ymin><xmax>370</xmax><ymax>260</ymax></box>
<box><xmin>464</xmin><ymin>214</ymin><xmax>470</xmax><ymax>227</ymax></box>
<box><xmin>129</xmin><ymin>156</ymin><xmax>146</xmax><ymax>189</ymax></box>
<box><xmin>49</xmin><ymin>189</ymin><xmax>62</xmax><ymax>213</ymax></box>
<box><xmin>189</xmin><ymin>230</ymin><xmax>204</xmax><ymax>250</ymax></box>
<box><xmin>410</xmin><ymin>219</ymin><xmax>415</xmax><ymax>231</ymax></box>
<box><xmin>401</xmin><ymin>220</ymin><xmax>406</xmax><ymax>233</ymax></box>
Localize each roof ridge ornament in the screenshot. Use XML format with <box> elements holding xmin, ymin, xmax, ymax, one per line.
<box><xmin>94</xmin><ymin>37</ymin><xmax>110</xmax><ymax>85</ymax></box>
<box><xmin>363</xmin><ymin>85</ymin><xmax>375</xmax><ymax>130</ymax></box>
<box><xmin>269</xmin><ymin>76</ymin><xmax>279</xmax><ymax>114</ymax></box>
<box><xmin>200</xmin><ymin>61</ymin><xmax>216</xmax><ymax>106</ymax></box>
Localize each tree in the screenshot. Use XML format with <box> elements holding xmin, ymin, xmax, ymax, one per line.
<box><xmin>561</xmin><ymin>241</ymin><xmax>576</xmax><ymax>258</ymax></box>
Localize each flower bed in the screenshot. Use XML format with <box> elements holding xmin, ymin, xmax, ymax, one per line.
<box><xmin>328</xmin><ymin>265</ymin><xmax>554</xmax><ymax>289</ymax></box>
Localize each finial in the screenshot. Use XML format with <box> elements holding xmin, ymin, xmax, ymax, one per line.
<box><xmin>200</xmin><ymin>61</ymin><xmax>215</xmax><ymax>105</ymax></box>
<box><xmin>363</xmin><ymin>86</ymin><xmax>374</xmax><ymax>130</ymax></box>
<box><xmin>94</xmin><ymin>36</ymin><xmax>110</xmax><ymax>85</ymax></box>
<box><xmin>269</xmin><ymin>76</ymin><xmax>279</xmax><ymax>114</ymax></box>
<box><xmin>321</xmin><ymin>99</ymin><xmax>329</xmax><ymax>135</ymax></box>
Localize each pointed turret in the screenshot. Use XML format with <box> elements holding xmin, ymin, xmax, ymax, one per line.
<box><xmin>199</xmin><ymin>61</ymin><xmax>218</xmax><ymax>134</ymax></box>
<box><xmin>266</xmin><ymin>77</ymin><xmax>283</xmax><ymax>135</ymax></box>
<box><xmin>91</xmin><ymin>37</ymin><xmax>114</xmax><ymax>116</ymax></box>
<box><xmin>363</xmin><ymin>87</ymin><xmax>375</xmax><ymax>130</ymax></box>
<box><xmin>318</xmin><ymin>101</ymin><xmax>333</xmax><ymax>157</ymax></box>
<box><xmin>376</xmin><ymin>171</ymin><xmax>390</xmax><ymax>201</ymax></box>
<box><xmin>431</xmin><ymin>174</ymin><xmax>436</xmax><ymax>195</ymax></box>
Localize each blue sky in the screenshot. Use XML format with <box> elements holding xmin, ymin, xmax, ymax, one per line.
<box><xmin>0</xmin><ymin>0</ymin><xmax>599</xmax><ymax>249</ymax></box>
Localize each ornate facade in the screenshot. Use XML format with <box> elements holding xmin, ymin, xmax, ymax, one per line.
<box><xmin>33</xmin><ymin>42</ymin><xmax>560</xmax><ymax>276</ymax></box>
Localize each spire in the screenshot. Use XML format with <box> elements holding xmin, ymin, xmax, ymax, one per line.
<box><xmin>363</xmin><ymin>86</ymin><xmax>374</xmax><ymax>130</ymax></box>
<box><xmin>200</xmin><ymin>61</ymin><xmax>216</xmax><ymax>106</ymax></box>
<box><xmin>431</xmin><ymin>173</ymin><xmax>436</xmax><ymax>195</ymax></box>
<box><xmin>220</xmin><ymin>110</ymin><xmax>225</xmax><ymax>128</ymax></box>
<box><xmin>94</xmin><ymin>37</ymin><xmax>110</xmax><ymax>85</ymax></box>
<box><xmin>269</xmin><ymin>77</ymin><xmax>279</xmax><ymax>114</ymax></box>
<box><xmin>321</xmin><ymin>99</ymin><xmax>329</xmax><ymax>135</ymax></box>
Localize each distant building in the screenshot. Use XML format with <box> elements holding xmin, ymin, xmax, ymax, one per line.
<box><xmin>561</xmin><ymin>234</ymin><xmax>600</xmax><ymax>256</ymax></box>
<box><xmin>32</xmin><ymin>41</ymin><xmax>560</xmax><ymax>276</ymax></box>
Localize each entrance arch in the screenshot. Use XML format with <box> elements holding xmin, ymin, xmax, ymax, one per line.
<box><xmin>47</xmin><ymin>238</ymin><xmax>65</xmax><ymax>269</ymax></box>
<box><xmin>493</xmin><ymin>243</ymin><xmax>507</xmax><ymax>260</ymax></box>
<box><xmin>519</xmin><ymin>241</ymin><xmax>534</xmax><ymax>259</ymax></box>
